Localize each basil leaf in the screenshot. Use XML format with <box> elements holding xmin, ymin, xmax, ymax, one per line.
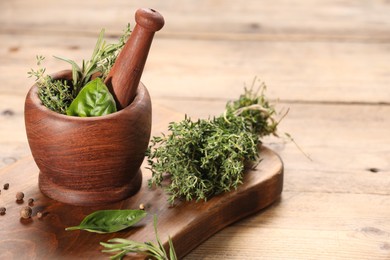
<box><xmin>66</xmin><ymin>77</ymin><xmax>117</xmax><ymax>117</ymax></box>
<box><xmin>65</xmin><ymin>209</ymin><xmax>146</xmax><ymax>234</ymax></box>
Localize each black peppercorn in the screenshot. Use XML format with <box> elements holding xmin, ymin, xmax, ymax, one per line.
<box><xmin>0</xmin><ymin>207</ymin><xmax>6</xmax><ymax>215</ymax></box>
<box><xmin>28</xmin><ymin>198</ymin><xmax>34</xmax><ymax>205</ymax></box>
<box><xmin>16</xmin><ymin>192</ymin><xmax>25</xmax><ymax>201</ymax></box>
<box><xmin>3</xmin><ymin>183</ymin><xmax>9</xmax><ymax>190</ymax></box>
<box><xmin>20</xmin><ymin>206</ymin><xmax>32</xmax><ymax>219</ymax></box>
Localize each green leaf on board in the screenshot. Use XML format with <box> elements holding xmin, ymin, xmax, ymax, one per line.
<box><xmin>65</xmin><ymin>209</ymin><xmax>146</xmax><ymax>234</ymax></box>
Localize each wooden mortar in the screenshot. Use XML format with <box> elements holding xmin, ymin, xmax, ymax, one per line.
<box><xmin>24</xmin><ymin>8</ymin><xmax>164</xmax><ymax>206</ymax></box>
<box><xmin>24</xmin><ymin>70</ymin><xmax>150</xmax><ymax>206</ymax></box>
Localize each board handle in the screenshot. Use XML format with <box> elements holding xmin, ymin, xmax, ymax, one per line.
<box><xmin>105</xmin><ymin>8</ymin><xmax>164</xmax><ymax>109</ymax></box>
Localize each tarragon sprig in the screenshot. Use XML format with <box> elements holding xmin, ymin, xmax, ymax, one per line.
<box><xmin>101</xmin><ymin>215</ymin><xmax>177</xmax><ymax>260</ymax></box>
<box><xmin>54</xmin><ymin>23</ymin><xmax>131</xmax><ymax>95</ymax></box>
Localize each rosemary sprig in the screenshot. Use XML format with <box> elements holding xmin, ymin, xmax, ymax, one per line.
<box><xmin>147</xmin><ymin>79</ymin><xmax>281</xmax><ymax>204</ymax></box>
<box><xmin>101</xmin><ymin>215</ymin><xmax>177</xmax><ymax>260</ymax></box>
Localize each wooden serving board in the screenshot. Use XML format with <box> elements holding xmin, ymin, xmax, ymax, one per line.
<box><xmin>0</xmin><ymin>104</ymin><xmax>283</xmax><ymax>259</ymax></box>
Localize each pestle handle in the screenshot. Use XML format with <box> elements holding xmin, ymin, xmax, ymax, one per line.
<box><xmin>105</xmin><ymin>8</ymin><xmax>164</xmax><ymax>109</ymax></box>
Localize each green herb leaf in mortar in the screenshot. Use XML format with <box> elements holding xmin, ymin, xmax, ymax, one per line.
<box><xmin>65</xmin><ymin>209</ymin><xmax>146</xmax><ymax>234</ymax></box>
<box><xmin>28</xmin><ymin>24</ymin><xmax>131</xmax><ymax>114</ymax></box>
<box><xmin>66</xmin><ymin>78</ymin><xmax>117</xmax><ymax>117</ymax></box>
<box><xmin>147</xmin><ymin>79</ymin><xmax>282</xmax><ymax>204</ymax></box>
<box><xmin>28</xmin><ymin>55</ymin><xmax>75</xmax><ymax>114</ymax></box>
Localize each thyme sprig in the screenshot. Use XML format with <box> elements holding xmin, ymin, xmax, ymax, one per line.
<box><xmin>28</xmin><ymin>55</ymin><xmax>75</xmax><ymax>114</ymax></box>
<box><xmin>147</xmin><ymin>79</ymin><xmax>281</xmax><ymax>204</ymax></box>
<box><xmin>28</xmin><ymin>24</ymin><xmax>131</xmax><ymax>114</ymax></box>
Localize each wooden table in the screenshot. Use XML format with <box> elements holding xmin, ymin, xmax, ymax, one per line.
<box><xmin>1</xmin><ymin>0</ymin><xmax>389</xmax><ymax>259</ymax></box>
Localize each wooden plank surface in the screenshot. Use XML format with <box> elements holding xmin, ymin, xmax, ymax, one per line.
<box><xmin>1</xmin><ymin>0</ymin><xmax>390</xmax><ymax>103</ymax></box>
<box><xmin>2</xmin><ymin>0</ymin><xmax>390</xmax><ymax>38</ymax></box>
<box><xmin>0</xmin><ymin>0</ymin><xmax>390</xmax><ymax>259</ymax></box>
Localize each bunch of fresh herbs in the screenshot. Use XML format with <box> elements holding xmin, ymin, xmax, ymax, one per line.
<box><xmin>28</xmin><ymin>24</ymin><xmax>131</xmax><ymax>115</ymax></box>
<box><xmin>147</xmin><ymin>79</ymin><xmax>282</xmax><ymax>204</ymax></box>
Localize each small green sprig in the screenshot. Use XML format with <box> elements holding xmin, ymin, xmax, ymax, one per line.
<box><xmin>55</xmin><ymin>23</ymin><xmax>131</xmax><ymax>94</ymax></box>
<box><xmin>28</xmin><ymin>55</ymin><xmax>76</xmax><ymax>114</ymax></box>
<box><xmin>101</xmin><ymin>215</ymin><xmax>177</xmax><ymax>260</ymax></box>
<box><xmin>226</xmin><ymin>79</ymin><xmax>278</xmax><ymax>137</ymax></box>
<box><xmin>147</xmin><ymin>79</ymin><xmax>281</xmax><ymax>204</ymax></box>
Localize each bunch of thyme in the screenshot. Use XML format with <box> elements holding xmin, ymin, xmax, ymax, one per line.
<box><xmin>147</xmin><ymin>79</ymin><xmax>281</xmax><ymax>204</ymax></box>
<box><xmin>28</xmin><ymin>24</ymin><xmax>131</xmax><ymax>114</ymax></box>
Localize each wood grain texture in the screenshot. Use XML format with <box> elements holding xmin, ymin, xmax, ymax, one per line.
<box><xmin>1</xmin><ymin>34</ymin><xmax>390</xmax><ymax>104</ymax></box>
<box><xmin>1</xmin><ymin>0</ymin><xmax>390</xmax><ymax>104</ymax></box>
<box><xmin>1</xmin><ymin>0</ymin><xmax>390</xmax><ymax>259</ymax></box>
<box><xmin>1</xmin><ymin>0</ymin><xmax>390</xmax><ymax>40</ymax></box>
<box><xmin>186</xmin><ymin>191</ymin><xmax>390</xmax><ymax>260</ymax></box>
<box><xmin>0</xmin><ymin>142</ymin><xmax>283</xmax><ymax>259</ymax></box>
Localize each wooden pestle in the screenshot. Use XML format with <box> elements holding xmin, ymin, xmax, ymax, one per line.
<box><xmin>105</xmin><ymin>8</ymin><xmax>164</xmax><ymax>109</ymax></box>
